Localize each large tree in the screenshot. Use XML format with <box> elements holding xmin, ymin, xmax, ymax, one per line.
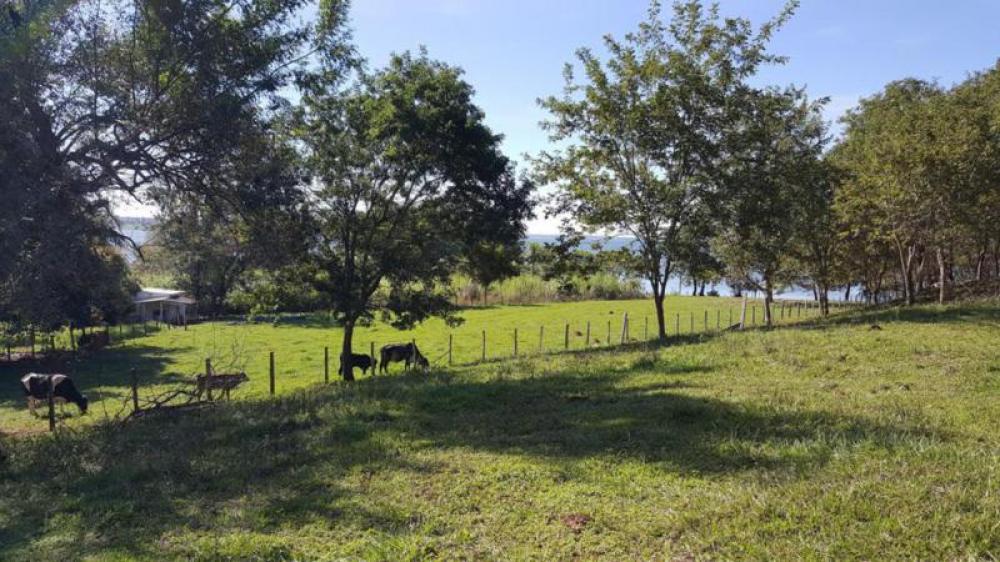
<box><xmin>832</xmin><ymin>80</ymin><xmax>944</xmax><ymax>305</ymax></box>
<box><xmin>535</xmin><ymin>0</ymin><xmax>797</xmax><ymax>339</ymax></box>
<box><xmin>298</xmin><ymin>51</ymin><xmax>533</xmax><ymax>380</ymax></box>
<box><xmin>716</xmin><ymin>88</ymin><xmax>828</xmax><ymax>325</ymax></box>
<box><xmin>0</xmin><ymin>0</ymin><xmax>350</xmax><ymax>327</ymax></box>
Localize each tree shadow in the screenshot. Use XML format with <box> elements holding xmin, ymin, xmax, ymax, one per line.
<box><xmin>0</xmin><ymin>345</ymin><xmax>185</xmax><ymax>411</ymax></box>
<box><xmin>0</xmin><ymin>353</ymin><xmax>946</xmax><ymax>558</ymax></box>
<box><xmin>785</xmin><ymin>302</ymin><xmax>1000</xmax><ymax>332</ymax></box>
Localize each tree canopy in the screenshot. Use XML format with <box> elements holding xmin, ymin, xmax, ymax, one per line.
<box><xmin>535</xmin><ymin>0</ymin><xmax>798</xmax><ymax>337</ymax></box>
<box><xmin>297</xmin><ymin>51</ymin><xmax>534</xmax><ymax>379</ymax></box>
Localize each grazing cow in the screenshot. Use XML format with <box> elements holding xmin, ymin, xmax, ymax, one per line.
<box><xmin>20</xmin><ymin>373</ymin><xmax>88</xmax><ymax>416</ymax></box>
<box><xmin>195</xmin><ymin>372</ymin><xmax>249</xmax><ymax>401</ymax></box>
<box><xmin>379</xmin><ymin>343</ymin><xmax>429</xmax><ymax>374</ymax></box>
<box><xmin>340</xmin><ymin>353</ymin><xmax>376</xmax><ymax>377</ymax></box>
<box><xmin>78</xmin><ymin>330</ymin><xmax>109</xmax><ymax>351</ymax></box>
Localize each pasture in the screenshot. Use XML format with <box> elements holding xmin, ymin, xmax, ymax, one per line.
<box><xmin>0</xmin><ymin>296</ymin><xmax>821</xmax><ymax>433</ymax></box>
<box><xmin>0</xmin><ymin>300</ymin><xmax>998</xmax><ymax>560</ymax></box>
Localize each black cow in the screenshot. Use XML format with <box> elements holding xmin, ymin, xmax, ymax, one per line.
<box><xmin>340</xmin><ymin>353</ymin><xmax>376</xmax><ymax>376</ymax></box>
<box><xmin>379</xmin><ymin>343</ymin><xmax>429</xmax><ymax>374</ymax></box>
<box><xmin>20</xmin><ymin>373</ymin><xmax>88</xmax><ymax>416</ymax></box>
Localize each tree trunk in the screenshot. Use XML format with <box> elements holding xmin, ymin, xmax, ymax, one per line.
<box><xmin>820</xmin><ymin>287</ymin><xmax>830</xmax><ymax>316</ymax></box>
<box><xmin>894</xmin><ymin>240</ymin><xmax>915</xmax><ymax>306</ymax></box>
<box><xmin>763</xmin><ymin>278</ymin><xmax>774</xmax><ymax>327</ymax></box>
<box><xmin>699</xmin><ymin>282</ymin><xmax>706</xmax><ymax>297</ymax></box>
<box><xmin>653</xmin><ymin>292</ymin><xmax>666</xmax><ymax>340</ymax></box>
<box><xmin>937</xmin><ymin>247</ymin><xmax>948</xmax><ymax>304</ymax></box>
<box><xmin>843</xmin><ymin>285</ymin><xmax>851</xmax><ymax>302</ymax></box>
<box><xmin>341</xmin><ymin>320</ymin><xmax>355</xmax><ymax>382</ymax></box>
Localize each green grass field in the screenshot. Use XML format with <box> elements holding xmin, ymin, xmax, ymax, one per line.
<box><xmin>3</xmin><ymin>298</ymin><xmax>997</xmax><ymax>560</ymax></box>
<box><xmin>0</xmin><ymin>296</ymin><xmax>829</xmax><ymax>433</ymax></box>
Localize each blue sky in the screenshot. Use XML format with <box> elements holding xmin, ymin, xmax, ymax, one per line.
<box><xmin>351</xmin><ymin>0</ymin><xmax>1000</xmax><ymax>233</ymax></box>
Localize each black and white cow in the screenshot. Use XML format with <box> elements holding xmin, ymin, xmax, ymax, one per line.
<box><xmin>379</xmin><ymin>343</ymin><xmax>429</xmax><ymax>374</ymax></box>
<box><xmin>20</xmin><ymin>373</ymin><xmax>88</xmax><ymax>416</ymax></box>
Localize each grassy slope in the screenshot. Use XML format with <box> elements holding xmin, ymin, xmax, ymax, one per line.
<box><xmin>2</xmin><ymin>301</ymin><xmax>998</xmax><ymax>560</ymax></box>
<box><xmin>1</xmin><ymin>297</ymin><xmax>810</xmax><ymax>433</ymax></box>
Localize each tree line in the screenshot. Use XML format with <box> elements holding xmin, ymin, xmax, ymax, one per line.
<box><xmin>2</xmin><ymin>0</ymin><xmax>998</xmax><ymax>380</ymax></box>
<box><xmin>534</xmin><ymin>1</ymin><xmax>1000</xmax><ymax>338</ymax></box>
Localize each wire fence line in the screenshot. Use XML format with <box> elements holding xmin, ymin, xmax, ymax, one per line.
<box><xmin>2</xmin><ymin>299</ymin><xmax>858</xmax><ymax>368</ymax></box>
<box><xmin>7</xmin><ymin>299</ymin><xmax>863</xmax><ymax>433</ymax></box>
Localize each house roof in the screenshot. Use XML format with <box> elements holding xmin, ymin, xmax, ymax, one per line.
<box><xmin>133</xmin><ymin>288</ymin><xmax>196</xmax><ymax>305</ymax></box>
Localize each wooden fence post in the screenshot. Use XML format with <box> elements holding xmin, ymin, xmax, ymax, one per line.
<box><xmin>752</xmin><ymin>306</ymin><xmax>756</xmax><ymax>326</ymax></box>
<box><xmin>449</xmin><ymin>334</ymin><xmax>453</xmax><ymax>366</ymax></box>
<box><xmin>644</xmin><ymin>317</ymin><xmax>649</xmax><ymax>341</ymax></box>
<box><xmin>130</xmin><ymin>368</ymin><xmax>139</xmax><ymax>413</ymax></box>
<box><xmin>704</xmin><ymin>310</ymin><xmax>708</xmax><ymax>332</ymax></box>
<box><xmin>606</xmin><ymin>320</ymin><xmax>611</xmax><ymax>346</ymax></box>
<box><xmin>729</xmin><ymin>308</ymin><xmax>733</xmax><ymax>327</ymax></box>
<box><xmin>563</xmin><ymin>323</ymin><xmax>569</xmax><ymax>350</ymax></box>
<box><xmin>269</xmin><ymin>352</ymin><xmax>275</xmax><ymax>395</ymax></box>
<box><xmin>48</xmin><ymin>377</ymin><xmax>56</xmax><ymax>432</ymax></box>
<box><xmin>203</xmin><ymin>358</ymin><xmax>212</xmax><ymax>400</ymax></box>
<box><xmin>675</xmin><ymin>314</ymin><xmax>679</xmax><ymax>336</ymax></box>
<box><xmin>324</xmin><ymin>346</ymin><xmax>329</xmax><ymax>384</ymax></box>
<box><xmin>513</xmin><ymin>328</ymin><xmax>518</xmax><ymax>357</ymax></box>
<box><xmin>370</xmin><ymin>342</ymin><xmax>376</xmax><ymax>372</ymax></box>
<box><xmin>620</xmin><ymin>313</ymin><xmax>628</xmax><ymax>345</ymax></box>
<box><xmin>481</xmin><ymin>330</ymin><xmax>486</xmax><ymax>362</ymax></box>
<box><xmin>538</xmin><ymin>326</ymin><xmax>544</xmax><ymax>353</ymax></box>
<box><xmin>716</xmin><ymin>309</ymin><xmax>721</xmax><ymax>331</ymax></box>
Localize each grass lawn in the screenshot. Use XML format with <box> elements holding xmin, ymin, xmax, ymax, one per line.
<box><xmin>0</xmin><ymin>296</ymin><xmax>826</xmax><ymax>433</ymax></box>
<box><xmin>2</xmin><ymin>299</ymin><xmax>997</xmax><ymax>560</ymax></box>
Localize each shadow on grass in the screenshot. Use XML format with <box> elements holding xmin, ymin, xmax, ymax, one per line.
<box><xmin>0</xmin><ymin>345</ymin><xmax>187</xmax><ymax>412</ymax></box>
<box><xmin>0</xmin><ymin>350</ymin><xmax>944</xmax><ymax>559</ymax></box>
<box><xmin>779</xmin><ymin>301</ymin><xmax>1000</xmax><ymax>333</ymax></box>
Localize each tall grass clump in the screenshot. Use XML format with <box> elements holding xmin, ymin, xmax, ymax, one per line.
<box><xmin>452</xmin><ymin>273</ymin><xmax>645</xmax><ymax>306</ymax></box>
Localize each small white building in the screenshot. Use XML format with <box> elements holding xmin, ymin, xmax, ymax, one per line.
<box><xmin>133</xmin><ymin>288</ymin><xmax>196</xmax><ymax>325</ymax></box>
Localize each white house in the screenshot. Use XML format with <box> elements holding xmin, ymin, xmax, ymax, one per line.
<box><xmin>133</xmin><ymin>288</ymin><xmax>196</xmax><ymax>324</ymax></box>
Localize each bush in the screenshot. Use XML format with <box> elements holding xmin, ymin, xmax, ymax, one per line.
<box><xmin>452</xmin><ymin>273</ymin><xmax>644</xmax><ymax>305</ymax></box>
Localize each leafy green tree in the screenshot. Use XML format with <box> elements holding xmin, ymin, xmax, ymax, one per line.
<box><xmin>147</xmin><ymin>127</ymin><xmax>309</xmax><ymax>316</ymax></box>
<box><xmin>0</xmin><ymin>1</ymin><xmax>136</xmax><ymax>329</ymax></box>
<box><xmin>535</xmin><ymin>0</ymin><xmax>797</xmax><ymax>339</ymax></box>
<box><xmin>298</xmin><ymin>51</ymin><xmax>534</xmax><ymax>380</ymax></box>
<box><xmin>526</xmin><ymin>233</ymin><xmax>600</xmax><ymax>297</ymax></box>
<box><xmin>716</xmin><ymin>89</ymin><xmax>827</xmax><ymax>325</ymax></box>
<box><xmin>833</xmin><ymin>80</ymin><xmax>944</xmax><ymax>305</ymax></box>
<box><xmin>789</xmin><ymin>158</ymin><xmax>844</xmax><ymax>314</ymax></box>
<box><xmin>1</xmin><ymin>0</ymin><xmax>351</xmax><ymax>327</ymax></box>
